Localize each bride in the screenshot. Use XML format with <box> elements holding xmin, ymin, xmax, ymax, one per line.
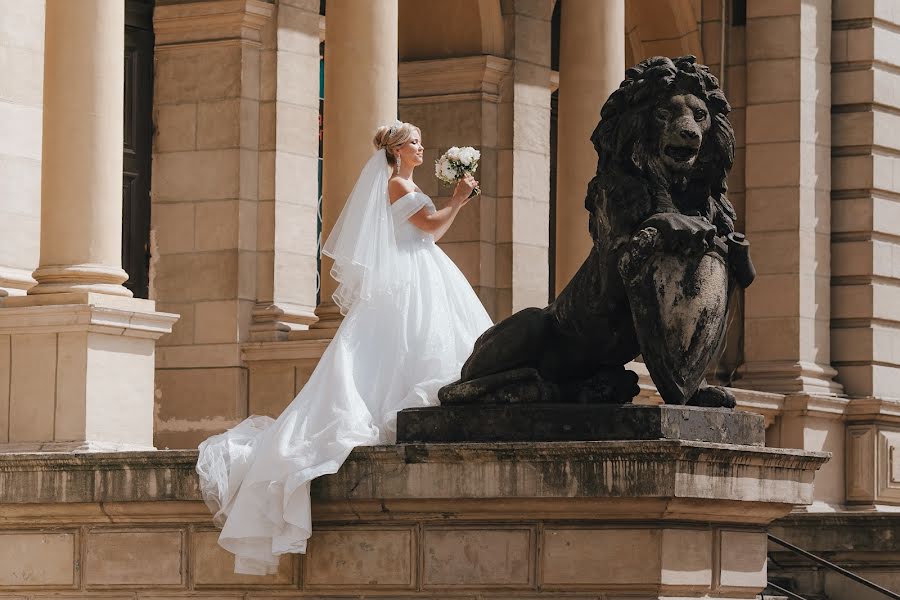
<box><xmin>196</xmin><ymin>120</ymin><xmax>493</xmax><ymax>574</ymax></box>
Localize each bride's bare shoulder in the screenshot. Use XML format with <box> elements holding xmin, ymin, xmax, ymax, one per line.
<box><xmin>388</xmin><ymin>176</ymin><xmax>416</xmax><ymax>204</ymax></box>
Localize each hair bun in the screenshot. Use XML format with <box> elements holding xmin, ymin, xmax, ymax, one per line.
<box><xmin>373</xmin><ymin>125</ymin><xmax>392</xmax><ymax>150</ymax></box>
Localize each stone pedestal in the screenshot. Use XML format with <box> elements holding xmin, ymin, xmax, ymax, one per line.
<box><xmin>397</xmin><ymin>404</ymin><xmax>765</xmax><ymax>445</ymax></box>
<box><xmin>0</xmin><ymin>293</ymin><xmax>176</xmax><ymax>451</ymax></box>
<box><xmin>0</xmin><ymin>441</ymin><xmax>826</xmax><ymax>597</ymax></box>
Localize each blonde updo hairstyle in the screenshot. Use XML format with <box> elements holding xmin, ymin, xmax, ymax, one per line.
<box><xmin>373</xmin><ymin>121</ymin><xmax>420</xmax><ymax>168</ymax></box>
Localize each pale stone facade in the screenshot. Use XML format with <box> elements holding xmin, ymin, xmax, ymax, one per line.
<box><xmin>2</xmin><ymin>0</ymin><xmax>900</xmax><ymax>597</ymax></box>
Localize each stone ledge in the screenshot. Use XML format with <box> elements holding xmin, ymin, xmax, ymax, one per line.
<box><xmin>0</xmin><ymin>441</ymin><xmax>828</xmax><ymax>522</ymax></box>
<box><xmin>0</xmin><ymin>442</ymin><xmax>828</xmax><ymax>597</ymax></box>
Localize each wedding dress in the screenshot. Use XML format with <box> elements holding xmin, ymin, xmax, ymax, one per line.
<box><xmin>196</xmin><ymin>149</ymin><xmax>492</xmax><ymax>575</ymax></box>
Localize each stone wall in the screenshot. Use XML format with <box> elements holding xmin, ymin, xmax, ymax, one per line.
<box><xmin>0</xmin><ymin>0</ymin><xmax>43</xmax><ymax>296</ymax></box>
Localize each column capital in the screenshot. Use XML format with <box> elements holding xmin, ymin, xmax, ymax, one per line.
<box><xmin>154</xmin><ymin>0</ymin><xmax>274</xmax><ymax>47</ymax></box>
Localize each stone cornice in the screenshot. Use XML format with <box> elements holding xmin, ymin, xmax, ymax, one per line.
<box><xmin>242</xmin><ymin>337</ymin><xmax>331</xmax><ymax>362</ymax></box>
<box><xmin>0</xmin><ymin>441</ymin><xmax>828</xmax><ymax>525</ymax></box>
<box><xmin>0</xmin><ymin>294</ymin><xmax>178</xmax><ymax>339</ymax></box>
<box><xmin>845</xmin><ymin>397</ymin><xmax>900</xmax><ymax>424</ymax></box>
<box><xmin>732</xmin><ymin>387</ymin><xmax>785</xmax><ymax>427</ymax></box>
<box><xmin>399</xmin><ymin>55</ymin><xmax>512</xmax><ymax>104</ymax></box>
<box><xmin>154</xmin><ymin>0</ymin><xmax>274</xmax><ymax>47</ymax></box>
<box><xmin>782</xmin><ymin>393</ymin><xmax>851</xmax><ymax>420</ymax></box>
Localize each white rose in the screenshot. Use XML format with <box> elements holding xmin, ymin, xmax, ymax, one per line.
<box><xmin>446</xmin><ymin>147</ymin><xmax>461</xmax><ymax>160</ymax></box>
<box><xmin>440</xmin><ymin>161</ymin><xmax>457</xmax><ymax>181</ymax></box>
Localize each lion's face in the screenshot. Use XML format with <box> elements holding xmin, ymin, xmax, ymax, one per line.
<box><xmin>653</xmin><ymin>93</ymin><xmax>710</xmax><ymax>176</ymax></box>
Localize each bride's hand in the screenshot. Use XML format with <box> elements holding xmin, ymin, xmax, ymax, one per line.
<box><xmin>452</xmin><ymin>174</ymin><xmax>478</xmax><ymax>203</ymax></box>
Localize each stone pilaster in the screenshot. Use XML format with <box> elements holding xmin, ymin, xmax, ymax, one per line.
<box><xmin>496</xmin><ymin>0</ymin><xmax>555</xmax><ymax>317</ymax></box>
<box><xmin>830</xmin><ymin>0</ymin><xmax>900</xmax><ymax>402</ymax></box>
<box><xmin>252</xmin><ymin>0</ymin><xmax>322</xmax><ymax>342</ymax></box>
<box><xmin>399</xmin><ymin>55</ymin><xmax>511</xmax><ymax>320</ymax></box>
<box><xmin>151</xmin><ymin>0</ymin><xmax>273</xmax><ymax>449</ymax></box>
<box><xmin>829</xmin><ymin>0</ymin><xmax>900</xmax><ymax>510</ymax></box>
<box><xmin>739</xmin><ymin>0</ymin><xmax>843</xmax><ymax>397</ymax></box>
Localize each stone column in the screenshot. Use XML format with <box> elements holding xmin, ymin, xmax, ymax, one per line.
<box><xmin>0</xmin><ymin>0</ymin><xmax>44</xmax><ymax>297</ymax></box>
<box><xmin>0</xmin><ymin>0</ymin><xmax>176</xmax><ymax>452</ymax></box>
<box><xmin>312</xmin><ymin>0</ymin><xmax>398</xmax><ymax>330</ymax></box>
<box><xmin>30</xmin><ymin>0</ymin><xmax>129</xmax><ymax>297</ymax></box>
<box><xmin>554</xmin><ymin>0</ymin><xmax>625</xmax><ymax>293</ymax></box>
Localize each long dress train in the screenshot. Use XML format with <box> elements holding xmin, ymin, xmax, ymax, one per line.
<box><xmin>196</xmin><ymin>191</ymin><xmax>492</xmax><ymax>574</ymax></box>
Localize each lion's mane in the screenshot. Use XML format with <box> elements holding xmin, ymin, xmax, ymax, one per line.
<box><xmin>586</xmin><ymin>55</ymin><xmax>737</xmax><ymax>248</ymax></box>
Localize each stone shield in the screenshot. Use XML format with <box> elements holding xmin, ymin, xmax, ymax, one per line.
<box><xmin>620</xmin><ymin>240</ymin><xmax>730</xmax><ymax>405</ymax></box>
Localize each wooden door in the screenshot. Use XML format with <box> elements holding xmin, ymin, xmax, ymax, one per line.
<box><xmin>122</xmin><ymin>0</ymin><xmax>154</xmax><ymax>298</ymax></box>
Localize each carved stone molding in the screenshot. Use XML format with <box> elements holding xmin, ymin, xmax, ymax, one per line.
<box><xmin>154</xmin><ymin>0</ymin><xmax>274</xmax><ymax>47</ymax></box>
<box><xmin>399</xmin><ymin>55</ymin><xmax>513</xmax><ymax>104</ymax></box>
<box><xmin>845</xmin><ymin>399</ymin><xmax>900</xmax><ymax>507</ymax></box>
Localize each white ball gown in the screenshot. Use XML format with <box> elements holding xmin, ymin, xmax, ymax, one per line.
<box><xmin>196</xmin><ymin>174</ymin><xmax>492</xmax><ymax>574</ymax></box>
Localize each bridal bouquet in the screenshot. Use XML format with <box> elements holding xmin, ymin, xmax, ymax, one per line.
<box><xmin>435</xmin><ymin>146</ymin><xmax>481</xmax><ymax>199</ymax></box>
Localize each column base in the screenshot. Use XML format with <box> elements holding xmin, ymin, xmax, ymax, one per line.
<box><xmin>308</xmin><ymin>300</ymin><xmax>342</xmax><ymax>332</ymax></box>
<box><xmin>0</xmin><ymin>293</ymin><xmax>178</xmax><ymax>450</ymax></box>
<box><xmin>29</xmin><ymin>263</ymin><xmax>132</xmax><ymax>297</ymax></box>
<box><xmin>736</xmin><ymin>360</ymin><xmax>845</xmax><ymax>396</ymax></box>
<box><xmin>249</xmin><ymin>301</ymin><xmax>317</xmax><ymax>342</ymax></box>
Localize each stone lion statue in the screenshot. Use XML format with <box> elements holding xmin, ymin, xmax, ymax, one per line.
<box><xmin>440</xmin><ymin>56</ymin><xmax>755</xmax><ymax>409</ymax></box>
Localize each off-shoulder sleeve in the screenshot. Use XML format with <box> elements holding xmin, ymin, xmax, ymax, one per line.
<box><xmin>390</xmin><ymin>192</ymin><xmax>434</xmax><ymax>222</ymax></box>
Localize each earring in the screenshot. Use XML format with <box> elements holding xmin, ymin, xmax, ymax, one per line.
<box><xmin>396</xmin><ymin>154</ymin><xmax>402</xmax><ymax>169</ymax></box>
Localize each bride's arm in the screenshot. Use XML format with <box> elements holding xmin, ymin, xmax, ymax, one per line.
<box><xmin>404</xmin><ymin>176</ymin><xmax>477</xmax><ymax>241</ymax></box>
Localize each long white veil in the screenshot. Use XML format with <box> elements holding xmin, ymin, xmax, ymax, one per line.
<box><xmin>321</xmin><ymin>149</ymin><xmax>399</xmax><ymax>315</ymax></box>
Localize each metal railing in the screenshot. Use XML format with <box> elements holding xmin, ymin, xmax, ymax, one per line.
<box><xmin>766</xmin><ymin>534</ymin><xmax>900</xmax><ymax>600</ymax></box>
